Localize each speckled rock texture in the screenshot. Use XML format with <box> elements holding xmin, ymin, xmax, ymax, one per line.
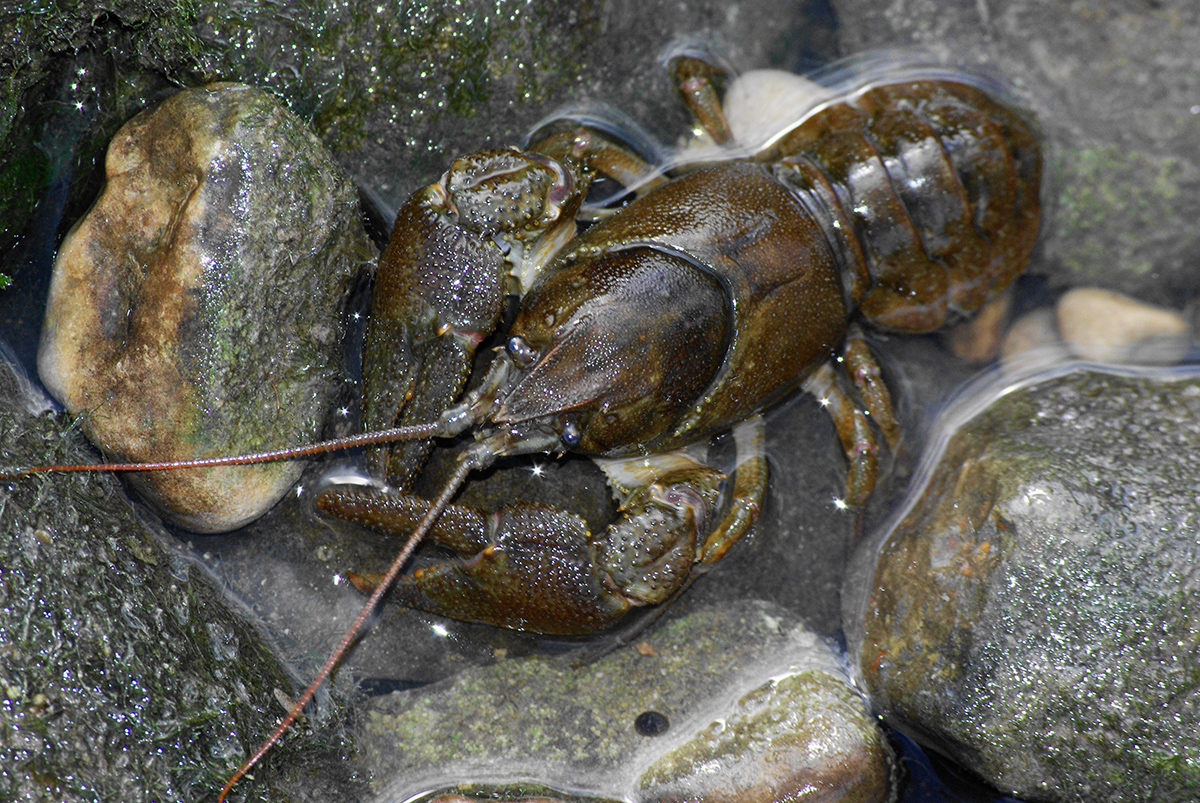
<box><xmin>6</xmin><ymin>3</ymin><xmax>1200</xmax><ymax>801</ymax></box>
<box><xmin>38</xmin><ymin>83</ymin><xmax>370</xmax><ymax>532</ymax></box>
<box><xmin>362</xmin><ymin>600</ymin><xmax>894</xmax><ymax>803</ymax></box>
<box><xmin>845</xmin><ymin>366</ymin><xmax>1200</xmax><ymax>802</ymax></box>
<box><xmin>639</xmin><ymin>667</ymin><xmax>895</xmax><ymax>803</ymax></box>
<box><xmin>0</xmin><ymin>354</ymin><xmax>355</xmax><ymax>801</ymax></box>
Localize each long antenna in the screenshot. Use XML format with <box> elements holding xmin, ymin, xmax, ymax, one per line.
<box><xmin>0</xmin><ymin>423</ymin><xmax>441</xmax><ymax>478</ymax></box>
<box><xmin>1</xmin><ymin>417</ymin><xmax>464</xmax><ymax>798</ymax></box>
<box><xmin>216</xmin><ymin>455</ymin><xmax>474</xmax><ymax>802</ymax></box>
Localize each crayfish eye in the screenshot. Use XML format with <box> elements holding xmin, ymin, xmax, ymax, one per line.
<box><xmin>507</xmin><ymin>335</ymin><xmax>538</xmax><ymax>368</ymax></box>
<box><xmin>558</xmin><ymin>414</ymin><xmax>581</xmax><ymax>449</ymax></box>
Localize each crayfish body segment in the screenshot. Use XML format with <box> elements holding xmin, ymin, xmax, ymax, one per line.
<box><xmin>316</xmin><ymin>55</ymin><xmax>1041</xmax><ymax>637</ymax></box>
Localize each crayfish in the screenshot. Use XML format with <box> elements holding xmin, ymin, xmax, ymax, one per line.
<box><xmin>7</xmin><ymin>48</ymin><xmax>1041</xmax><ymax>799</ymax></box>
<box><xmin>313</xmin><ymin>50</ymin><xmax>1041</xmax><ymax>637</ymax></box>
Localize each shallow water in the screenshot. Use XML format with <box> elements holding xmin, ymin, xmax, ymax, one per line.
<box><xmin>3</xmin><ymin>1</ymin><xmax>1198</xmax><ymax>801</ymax></box>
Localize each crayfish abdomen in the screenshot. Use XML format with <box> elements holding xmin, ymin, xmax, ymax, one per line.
<box><xmin>767</xmin><ymin>78</ymin><xmax>1042</xmax><ymax>332</ymax></box>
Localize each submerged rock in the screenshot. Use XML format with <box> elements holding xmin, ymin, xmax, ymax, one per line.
<box><xmin>39</xmin><ymin>82</ymin><xmax>371</xmax><ymax>533</ymax></box>
<box><xmin>639</xmin><ymin>666</ymin><xmax>894</xmax><ymax>803</ymax></box>
<box><xmin>0</xmin><ymin>350</ymin><xmax>357</xmax><ymax>801</ymax></box>
<box><xmin>1001</xmin><ymin>288</ymin><xmax>1194</xmax><ymax>374</ymax></box>
<box><xmin>362</xmin><ymin>600</ymin><xmax>894</xmax><ymax>803</ymax></box>
<box><xmin>1056</xmin><ymin>287</ymin><xmax>1190</xmax><ymax>364</ymax></box>
<box><xmin>844</xmin><ymin>366</ymin><xmax>1200</xmax><ymax>802</ymax></box>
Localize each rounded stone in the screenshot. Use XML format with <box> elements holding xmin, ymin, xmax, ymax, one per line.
<box><xmin>845</xmin><ymin>367</ymin><xmax>1200</xmax><ymax>802</ymax></box>
<box><xmin>39</xmin><ymin>83</ymin><xmax>372</xmax><ymax>532</ymax></box>
<box><xmin>360</xmin><ymin>601</ymin><xmax>894</xmax><ymax>803</ymax></box>
<box><xmin>1056</xmin><ymin>286</ymin><xmax>1190</xmax><ymax>364</ymax></box>
<box><xmin>638</xmin><ymin>668</ymin><xmax>894</xmax><ymax>803</ymax></box>
<box><xmin>1000</xmin><ymin>306</ymin><xmax>1065</xmax><ymax>367</ymax></box>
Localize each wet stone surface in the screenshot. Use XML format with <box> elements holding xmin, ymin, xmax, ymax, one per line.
<box><xmin>361</xmin><ymin>600</ymin><xmax>894</xmax><ymax>803</ymax></box>
<box><xmin>0</xmin><ymin>355</ymin><xmax>357</xmax><ymax>801</ymax></box>
<box><xmin>0</xmin><ymin>0</ymin><xmax>837</xmax><ymax>309</ymax></box>
<box><xmin>193</xmin><ymin>0</ymin><xmax>836</xmax><ymax>215</ymax></box>
<box><xmin>38</xmin><ymin>82</ymin><xmax>371</xmax><ymax>533</ymax></box>
<box><xmin>4</xmin><ymin>3</ymin><xmax>1200</xmax><ymax>802</ymax></box>
<box><xmin>845</xmin><ymin>366</ymin><xmax>1200</xmax><ymax>802</ymax></box>
<box><xmin>638</xmin><ymin>669</ymin><xmax>894</xmax><ymax>803</ymax></box>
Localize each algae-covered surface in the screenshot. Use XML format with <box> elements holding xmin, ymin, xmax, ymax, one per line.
<box><xmin>0</xmin><ymin>357</ymin><xmax>359</xmax><ymax>801</ymax></box>
<box><xmin>848</xmin><ymin>367</ymin><xmax>1200</xmax><ymax>802</ymax></box>
<box><xmin>0</xmin><ymin>2</ymin><xmax>205</xmax><ymax>258</ymax></box>
<box><xmin>361</xmin><ymin>598</ymin><xmax>889</xmax><ymax>802</ymax></box>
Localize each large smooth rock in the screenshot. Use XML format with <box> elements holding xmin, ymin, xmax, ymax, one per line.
<box><xmin>39</xmin><ymin>82</ymin><xmax>371</xmax><ymax>532</ymax></box>
<box><xmin>845</xmin><ymin>366</ymin><xmax>1200</xmax><ymax>802</ymax></box>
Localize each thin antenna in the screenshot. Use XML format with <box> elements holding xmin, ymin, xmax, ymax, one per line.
<box><xmin>0</xmin><ymin>423</ymin><xmax>442</xmax><ymax>478</ymax></box>
<box><xmin>216</xmin><ymin>456</ymin><xmax>474</xmax><ymax>802</ymax></box>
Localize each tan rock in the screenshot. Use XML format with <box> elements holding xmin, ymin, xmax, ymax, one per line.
<box><xmin>1056</xmin><ymin>287</ymin><xmax>1190</xmax><ymax>364</ymax></box>
<box><xmin>39</xmin><ymin>83</ymin><xmax>371</xmax><ymax>532</ymax></box>
<box><xmin>1000</xmin><ymin>307</ymin><xmax>1072</xmax><ymax>374</ymax></box>
<box><xmin>944</xmin><ymin>290</ymin><xmax>1012</xmax><ymax>363</ymax></box>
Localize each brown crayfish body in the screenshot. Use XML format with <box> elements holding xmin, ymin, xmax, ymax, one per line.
<box><xmin>316</xmin><ymin>56</ymin><xmax>1042</xmax><ymax>636</ymax></box>
<box><xmin>7</xmin><ymin>52</ymin><xmax>1042</xmax><ymax>801</ymax></box>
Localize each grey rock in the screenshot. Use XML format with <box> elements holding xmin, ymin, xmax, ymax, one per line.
<box><xmin>38</xmin><ymin>82</ymin><xmax>371</xmax><ymax>533</ymax></box>
<box><xmin>844</xmin><ymin>366</ymin><xmax>1200</xmax><ymax>802</ymax></box>
<box><xmin>194</xmin><ymin>0</ymin><xmax>836</xmax><ymax>215</ymax></box>
<box><xmin>362</xmin><ymin>600</ymin><xmax>893</xmax><ymax>803</ymax></box>
<box><xmin>0</xmin><ymin>2</ymin><xmax>204</xmax><ymax>262</ymax></box>
<box><xmin>0</xmin><ymin>350</ymin><xmax>357</xmax><ymax>801</ymax></box>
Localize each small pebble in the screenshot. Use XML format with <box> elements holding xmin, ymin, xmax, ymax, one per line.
<box><xmin>1000</xmin><ymin>306</ymin><xmax>1072</xmax><ymax>373</ymax></box>
<box><xmin>723</xmin><ymin>69</ymin><xmax>826</xmax><ymax>149</ymax></box>
<box><xmin>944</xmin><ymin>291</ymin><xmax>1012</xmax><ymax>363</ymax></box>
<box><xmin>1056</xmin><ymin>287</ymin><xmax>1190</xmax><ymax>364</ymax></box>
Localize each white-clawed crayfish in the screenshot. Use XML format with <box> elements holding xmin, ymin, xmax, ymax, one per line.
<box><xmin>314</xmin><ymin>49</ymin><xmax>1041</xmax><ymax>636</ymax></box>
<box><xmin>6</xmin><ymin>49</ymin><xmax>1041</xmax><ymax>799</ymax></box>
